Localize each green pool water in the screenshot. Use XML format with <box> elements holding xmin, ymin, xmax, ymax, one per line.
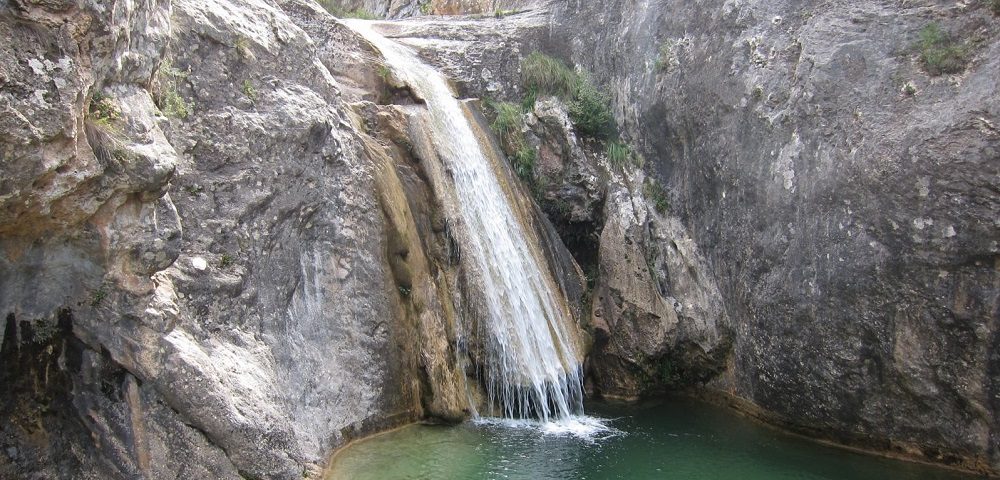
<box><xmin>327</xmin><ymin>398</ymin><xmax>981</xmax><ymax>480</ymax></box>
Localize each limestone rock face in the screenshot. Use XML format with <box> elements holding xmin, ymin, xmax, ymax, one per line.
<box><xmin>0</xmin><ymin>0</ymin><xmax>470</xmax><ymax>478</ymax></box>
<box><xmin>548</xmin><ymin>0</ymin><xmax>1000</xmax><ymax>473</ymax></box>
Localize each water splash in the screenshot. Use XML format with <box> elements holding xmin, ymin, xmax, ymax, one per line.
<box><xmin>473</xmin><ymin>415</ymin><xmax>623</xmax><ymax>442</ymax></box>
<box><xmin>346</xmin><ymin>20</ymin><xmax>587</xmax><ymax>423</ymax></box>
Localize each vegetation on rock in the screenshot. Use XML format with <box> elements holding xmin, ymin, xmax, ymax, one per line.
<box><xmin>485</xmin><ymin>99</ymin><xmax>535</xmax><ymax>180</ymax></box>
<box><xmin>521</xmin><ymin>52</ymin><xmax>616</xmax><ymax>140</ymax></box>
<box><xmin>154</xmin><ymin>60</ymin><xmax>193</xmax><ymax>119</ymax></box>
<box><xmin>916</xmin><ymin>23</ymin><xmax>968</xmax><ymax>76</ymax></box>
<box><xmin>643</xmin><ymin>178</ymin><xmax>670</xmax><ymax>214</ymax></box>
<box><xmin>317</xmin><ymin>0</ymin><xmax>378</xmax><ymax>19</ymax></box>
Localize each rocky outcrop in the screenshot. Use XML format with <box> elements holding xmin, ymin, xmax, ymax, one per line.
<box><xmin>504</xmin><ymin>97</ymin><xmax>731</xmax><ymax>398</ymax></box>
<box><xmin>1</xmin><ymin>1</ymin><xmax>590</xmax><ymax>478</ymax></box>
<box><xmin>547</xmin><ymin>0</ymin><xmax>1000</xmax><ymax>473</ymax></box>
<box><xmin>0</xmin><ymin>0</ymin><xmax>478</xmax><ymax>477</ymax></box>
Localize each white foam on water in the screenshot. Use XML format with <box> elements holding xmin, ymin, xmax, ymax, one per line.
<box><xmin>472</xmin><ymin>415</ymin><xmax>623</xmax><ymax>442</ymax></box>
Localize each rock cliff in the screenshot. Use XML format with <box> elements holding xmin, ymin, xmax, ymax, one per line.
<box><xmin>544</xmin><ymin>0</ymin><xmax>1000</xmax><ymax>472</ymax></box>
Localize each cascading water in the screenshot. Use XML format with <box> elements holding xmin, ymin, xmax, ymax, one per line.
<box><xmin>346</xmin><ymin>20</ymin><xmax>588</xmax><ymax>424</ymax></box>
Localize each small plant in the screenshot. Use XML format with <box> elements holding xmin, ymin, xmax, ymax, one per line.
<box><xmin>751</xmin><ymin>84</ymin><xmax>764</xmax><ymax>100</ymax></box>
<box><xmin>655</xmin><ymin>40</ymin><xmax>680</xmax><ymax>72</ymax></box>
<box><xmin>242</xmin><ymin>79</ymin><xmax>258</xmax><ymax>101</ymax></box>
<box><xmin>605</xmin><ymin>141</ymin><xmax>632</xmax><ymax>169</ymax></box>
<box><xmin>184</xmin><ymin>184</ymin><xmax>204</xmax><ymax>196</ymax></box>
<box><xmin>155</xmin><ymin>60</ymin><xmax>193</xmax><ymax>119</ymax></box>
<box><xmin>111</xmin><ymin>147</ymin><xmax>135</xmax><ymax>163</ymax></box>
<box><xmin>85</xmin><ymin>93</ymin><xmax>131</xmax><ymax>167</ymax></box>
<box><xmin>88</xmin><ymin>91</ymin><xmax>120</xmax><ymax>125</ymax></box>
<box><xmin>398</xmin><ymin>285</ymin><xmax>412</xmax><ymax>297</ymax></box>
<box><xmin>569</xmin><ymin>78</ymin><xmax>615</xmax><ymax>139</ymax></box>
<box><xmin>521</xmin><ymin>86</ymin><xmax>538</xmax><ymax>111</ymax></box>
<box><xmin>485</xmin><ymin>100</ymin><xmax>535</xmax><ymax>181</ymax></box>
<box><xmin>419</xmin><ymin>1</ymin><xmax>433</xmax><ymax>14</ymax></box>
<box><xmin>916</xmin><ymin>23</ymin><xmax>968</xmax><ymax>76</ymax></box>
<box><xmin>377</xmin><ymin>64</ymin><xmax>392</xmax><ymax>80</ymax></box>
<box><xmin>989</xmin><ymin>0</ymin><xmax>1000</xmax><ymax>15</ymax></box>
<box><xmin>90</xmin><ymin>286</ymin><xmax>107</xmax><ymax>307</ymax></box>
<box><xmin>521</xmin><ymin>52</ymin><xmax>578</xmax><ymax>99</ymax></box>
<box><xmin>644</xmin><ymin>178</ymin><xmax>670</xmax><ymax>214</ymax></box>
<box><xmin>745</xmin><ymin>36</ymin><xmax>768</xmax><ymax>67</ymax></box>
<box><xmin>233</xmin><ymin>35</ymin><xmax>254</xmax><ymax>60</ymax></box>
<box><xmin>317</xmin><ymin>1</ymin><xmax>378</xmax><ymax>19</ymax></box>
<box><xmin>489</xmin><ymin>101</ymin><xmax>524</xmax><ymax>142</ymax></box>
<box><xmin>511</xmin><ymin>146</ymin><xmax>536</xmax><ymax>180</ymax></box>
<box><xmin>494</xmin><ymin>8</ymin><xmax>516</xmax><ymax>18</ymax></box>
<box><xmin>219</xmin><ymin>253</ymin><xmax>235</xmax><ymax>269</ymax></box>
<box><xmin>520</xmin><ymin>51</ymin><xmax>617</xmax><ymax>139</ymax></box>
<box><xmin>901</xmin><ymin>81</ymin><xmax>917</xmax><ymax>96</ymax></box>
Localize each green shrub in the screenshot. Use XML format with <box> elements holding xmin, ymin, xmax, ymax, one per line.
<box><xmin>155</xmin><ymin>60</ymin><xmax>193</xmax><ymax>119</ymax></box>
<box><xmin>916</xmin><ymin>23</ymin><xmax>968</xmax><ymax>76</ymax></box>
<box><xmin>485</xmin><ymin>100</ymin><xmax>535</xmax><ymax>181</ymax></box>
<box><xmin>88</xmin><ymin>92</ymin><xmax>119</xmax><ymax>124</ymax></box>
<box><xmin>644</xmin><ymin>178</ymin><xmax>669</xmax><ymax>214</ymax></box>
<box><xmin>570</xmin><ymin>79</ymin><xmax>615</xmax><ymax>139</ymax></box>
<box><xmin>377</xmin><ymin>65</ymin><xmax>392</xmax><ymax>80</ymax></box>
<box><xmin>521</xmin><ymin>52</ymin><xmax>578</xmax><ymax>99</ymax></box>
<box><xmin>520</xmin><ymin>51</ymin><xmax>617</xmax><ymax>139</ymax></box>
<box><xmin>605</xmin><ymin>141</ymin><xmax>631</xmax><ymax>168</ymax></box>
<box><xmin>990</xmin><ymin>0</ymin><xmax>1000</xmax><ymax>15</ymax></box>
<box><xmin>521</xmin><ymin>86</ymin><xmax>538</xmax><ymax>111</ymax></box>
<box><xmin>242</xmin><ymin>79</ymin><xmax>257</xmax><ymax>101</ymax></box>
<box><xmin>317</xmin><ymin>0</ymin><xmax>378</xmax><ymax>19</ymax></box>
<box><xmin>489</xmin><ymin>101</ymin><xmax>524</xmax><ymax>143</ymax></box>
<box><xmin>512</xmin><ymin>146</ymin><xmax>536</xmax><ymax>180</ymax></box>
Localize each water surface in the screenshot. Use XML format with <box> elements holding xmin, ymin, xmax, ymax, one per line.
<box><xmin>328</xmin><ymin>398</ymin><xmax>981</xmax><ymax>480</ymax></box>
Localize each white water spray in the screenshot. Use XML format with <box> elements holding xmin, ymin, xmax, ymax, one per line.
<box><xmin>346</xmin><ymin>20</ymin><xmax>588</xmax><ymax>424</ymax></box>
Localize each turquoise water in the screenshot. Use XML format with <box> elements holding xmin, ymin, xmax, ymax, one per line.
<box><xmin>327</xmin><ymin>399</ymin><xmax>981</xmax><ymax>480</ymax></box>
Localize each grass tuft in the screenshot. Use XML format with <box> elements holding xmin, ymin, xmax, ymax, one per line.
<box><xmin>485</xmin><ymin>100</ymin><xmax>535</xmax><ymax>181</ymax></box>
<box><xmin>916</xmin><ymin>23</ymin><xmax>968</xmax><ymax>76</ymax></box>
<box><xmin>605</xmin><ymin>141</ymin><xmax>632</xmax><ymax>169</ymax></box>
<box><xmin>521</xmin><ymin>52</ymin><xmax>578</xmax><ymax>99</ymax></box>
<box><xmin>521</xmin><ymin>52</ymin><xmax>616</xmax><ymax>139</ymax></box>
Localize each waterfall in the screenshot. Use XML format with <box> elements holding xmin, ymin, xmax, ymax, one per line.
<box><xmin>346</xmin><ymin>21</ymin><xmax>586</xmax><ymax>423</ymax></box>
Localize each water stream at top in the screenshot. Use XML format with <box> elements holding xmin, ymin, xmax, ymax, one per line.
<box><xmin>345</xmin><ymin>20</ymin><xmax>591</xmax><ymax>427</ymax></box>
